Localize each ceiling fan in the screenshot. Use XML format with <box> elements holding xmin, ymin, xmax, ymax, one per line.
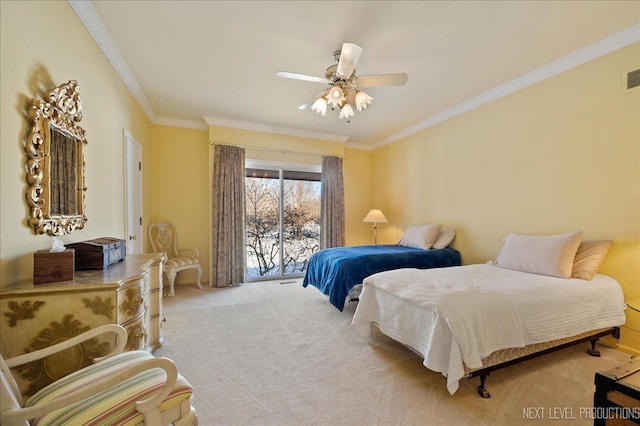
<box><xmin>276</xmin><ymin>43</ymin><xmax>408</xmax><ymax>119</ymax></box>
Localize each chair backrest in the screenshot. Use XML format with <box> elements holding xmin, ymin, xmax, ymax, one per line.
<box><xmin>0</xmin><ymin>353</ymin><xmax>29</xmax><ymax>426</ymax></box>
<box><xmin>148</xmin><ymin>222</ymin><xmax>178</xmax><ymax>258</ymax></box>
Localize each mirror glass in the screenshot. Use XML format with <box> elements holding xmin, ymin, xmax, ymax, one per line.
<box><xmin>49</xmin><ymin>126</ymin><xmax>79</xmax><ymax>216</ymax></box>
<box><xmin>26</xmin><ymin>81</ymin><xmax>87</xmax><ymax>235</ymax></box>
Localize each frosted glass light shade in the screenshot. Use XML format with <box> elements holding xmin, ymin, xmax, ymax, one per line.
<box><xmin>311</xmin><ymin>97</ymin><xmax>328</xmax><ymax>116</ymax></box>
<box><xmin>355</xmin><ymin>91</ymin><xmax>373</xmax><ymax>111</ymax></box>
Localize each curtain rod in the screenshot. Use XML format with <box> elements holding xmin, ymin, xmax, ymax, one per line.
<box><xmin>210</xmin><ymin>142</ymin><xmax>345</xmax><ymax>159</ymax></box>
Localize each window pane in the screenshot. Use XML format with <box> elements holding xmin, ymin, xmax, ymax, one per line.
<box><xmin>245</xmin><ymin>168</ymin><xmax>279</xmax><ymax>180</ymax></box>
<box><xmin>282</xmin><ymin>178</ymin><xmax>321</xmax><ymax>275</ymax></box>
<box><xmin>245</xmin><ymin>176</ymin><xmax>280</xmax><ymax>279</ymax></box>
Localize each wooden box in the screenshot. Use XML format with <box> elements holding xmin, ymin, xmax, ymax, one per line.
<box><xmin>67</xmin><ymin>237</ymin><xmax>126</xmax><ymax>270</ymax></box>
<box><xmin>33</xmin><ymin>248</ymin><xmax>75</xmax><ymax>284</ymax></box>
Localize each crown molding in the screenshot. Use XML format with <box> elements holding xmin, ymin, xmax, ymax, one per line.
<box><xmin>344</xmin><ymin>141</ymin><xmax>374</xmax><ymax>151</ymax></box>
<box><xmin>68</xmin><ymin>0</ymin><xmax>157</xmax><ymax>123</ymax></box>
<box><xmin>204</xmin><ymin>116</ymin><xmax>349</xmax><ymax>143</ymax></box>
<box><xmin>376</xmin><ymin>23</ymin><xmax>640</xmax><ymax>149</ymax></box>
<box><xmin>154</xmin><ymin>116</ymin><xmax>208</xmax><ymax>130</ymax></box>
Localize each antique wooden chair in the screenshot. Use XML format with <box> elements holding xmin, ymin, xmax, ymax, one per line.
<box><xmin>148</xmin><ymin>222</ymin><xmax>203</xmax><ymax>297</ymax></box>
<box><xmin>0</xmin><ymin>324</ymin><xmax>197</xmax><ymax>425</ymax></box>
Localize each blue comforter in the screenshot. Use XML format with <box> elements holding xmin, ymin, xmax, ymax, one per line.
<box><xmin>302</xmin><ymin>245</ymin><xmax>461</xmax><ymax>311</ymax></box>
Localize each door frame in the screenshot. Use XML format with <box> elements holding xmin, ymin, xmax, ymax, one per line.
<box><xmin>244</xmin><ymin>159</ymin><xmax>321</xmax><ymax>282</ymax></box>
<box><xmin>124</xmin><ymin>130</ymin><xmax>143</xmax><ymax>254</ymax></box>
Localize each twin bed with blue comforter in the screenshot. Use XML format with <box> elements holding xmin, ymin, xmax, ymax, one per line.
<box><xmin>302</xmin><ymin>244</ymin><xmax>461</xmax><ymax>310</ymax></box>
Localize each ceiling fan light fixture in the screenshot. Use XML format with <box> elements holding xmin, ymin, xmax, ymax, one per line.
<box><xmin>280</xmin><ymin>42</ymin><xmax>407</xmax><ymax>120</ymax></box>
<box><xmin>326</xmin><ymin>86</ymin><xmax>346</xmax><ymax>108</ymax></box>
<box><xmin>310</xmin><ymin>97</ymin><xmax>328</xmax><ymax>116</ymax></box>
<box><xmin>355</xmin><ymin>90</ymin><xmax>373</xmax><ymax>111</ymax></box>
<box><xmin>339</xmin><ymin>103</ymin><xmax>355</xmax><ymax>119</ymax></box>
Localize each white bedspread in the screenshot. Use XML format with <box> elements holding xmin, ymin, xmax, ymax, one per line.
<box><xmin>351</xmin><ymin>264</ymin><xmax>626</xmax><ymax>395</ymax></box>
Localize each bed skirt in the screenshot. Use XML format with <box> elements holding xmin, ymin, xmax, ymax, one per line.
<box><xmin>464</xmin><ymin>327</ymin><xmax>617</xmax><ymax>376</ymax></box>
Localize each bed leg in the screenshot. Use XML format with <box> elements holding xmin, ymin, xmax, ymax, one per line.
<box><xmin>477</xmin><ymin>374</ymin><xmax>491</xmax><ymax>399</ymax></box>
<box><xmin>587</xmin><ymin>339</ymin><xmax>601</xmax><ymax>357</ymax></box>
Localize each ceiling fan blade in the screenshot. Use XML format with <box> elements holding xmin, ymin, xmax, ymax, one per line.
<box><xmin>356</xmin><ymin>73</ymin><xmax>408</xmax><ymax>87</ymax></box>
<box><xmin>276</xmin><ymin>71</ymin><xmax>329</xmax><ymax>84</ymax></box>
<box><xmin>298</xmin><ymin>90</ymin><xmax>328</xmax><ymax>110</ymax></box>
<box><xmin>336</xmin><ymin>43</ymin><xmax>363</xmax><ymax>78</ymax></box>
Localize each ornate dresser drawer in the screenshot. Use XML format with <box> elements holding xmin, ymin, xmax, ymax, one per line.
<box><xmin>122</xmin><ymin>314</ymin><xmax>146</xmax><ymax>352</ymax></box>
<box><xmin>117</xmin><ymin>273</ymin><xmax>148</xmax><ymax>323</ymax></box>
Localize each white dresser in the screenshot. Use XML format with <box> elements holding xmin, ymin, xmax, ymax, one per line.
<box><xmin>0</xmin><ymin>253</ymin><xmax>165</xmax><ymax>398</ymax></box>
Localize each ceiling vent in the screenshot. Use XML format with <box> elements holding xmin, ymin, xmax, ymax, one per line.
<box><xmin>623</xmin><ymin>68</ymin><xmax>640</xmax><ymax>93</ymax></box>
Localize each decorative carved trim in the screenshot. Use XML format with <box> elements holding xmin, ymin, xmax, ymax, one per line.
<box><xmin>126</xmin><ymin>322</ymin><xmax>145</xmax><ymax>351</ymax></box>
<box><xmin>119</xmin><ymin>287</ymin><xmax>143</xmax><ymax>317</ymax></box>
<box><xmin>26</xmin><ymin>80</ymin><xmax>88</xmax><ymax>236</ymax></box>
<box><xmin>3</xmin><ymin>300</ymin><xmax>45</xmax><ymax>327</ymax></box>
<box><xmin>14</xmin><ymin>315</ymin><xmax>109</xmax><ymax>397</ymax></box>
<box><xmin>83</xmin><ymin>296</ymin><xmax>114</xmax><ymax>320</ymax></box>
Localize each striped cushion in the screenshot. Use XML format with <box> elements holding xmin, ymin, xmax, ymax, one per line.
<box><xmin>165</xmin><ymin>257</ymin><xmax>198</xmax><ymax>268</ymax></box>
<box><xmin>26</xmin><ymin>351</ymin><xmax>193</xmax><ymax>426</ymax></box>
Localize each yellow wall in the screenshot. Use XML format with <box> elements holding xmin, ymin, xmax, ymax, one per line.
<box><xmin>149</xmin><ymin>125</ymin><xmax>210</xmax><ymax>284</ymax></box>
<box><xmin>372</xmin><ymin>43</ymin><xmax>640</xmax><ymax>354</ymax></box>
<box><xmin>344</xmin><ymin>148</ymin><xmax>374</xmax><ymax>246</ymax></box>
<box><xmin>0</xmin><ymin>1</ymin><xmax>153</xmax><ymax>288</ymax></box>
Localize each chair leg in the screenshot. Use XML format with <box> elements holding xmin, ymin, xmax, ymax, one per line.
<box><xmin>143</xmin><ymin>407</ymin><xmax>162</xmax><ymax>424</ymax></box>
<box><xmin>195</xmin><ymin>266</ymin><xmax>203</xmax><ymax>289</ymax></box>
<box><xmin>166</xmin><ymin>270</ymin><xmax>177</xmax><ymax>297</ymax></box>
<box><xmin>174</xmin><ymin>400</ymin><xmax>198</xmax><ymax>426</ymax></box>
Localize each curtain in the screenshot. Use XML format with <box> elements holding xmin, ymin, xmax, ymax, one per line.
<box><xmin>320</xmin><ymin>156</ymin><xmax>345</xmax><ymax>249</ymax></box>
<box><xmin>212</xmin><ymin>145</ymin><xmax>245</xmax><ymax>287</ymax></box>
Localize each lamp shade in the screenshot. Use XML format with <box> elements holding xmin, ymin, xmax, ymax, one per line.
<box><xmin>363</xmin><ymin>209</ymin><xmax>387</xmax><ymax>223</ymax></box>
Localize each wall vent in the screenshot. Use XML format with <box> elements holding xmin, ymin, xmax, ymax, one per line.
<box><xmin>623</xmin><ymin>68</ymin><xmax>640</xmax><ymax>93</ymax></box>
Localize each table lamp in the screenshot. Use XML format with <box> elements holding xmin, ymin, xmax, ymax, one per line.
<box><xmin>363</xmin><ymin>209</ymin><xmax>387</xmax><ymax>244</ymax></box>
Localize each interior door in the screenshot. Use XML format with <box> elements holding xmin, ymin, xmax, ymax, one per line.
<box><xmin>124</xmin><ymin>130</ymin><xmax>143</xmax><ymax>254</ymax></box>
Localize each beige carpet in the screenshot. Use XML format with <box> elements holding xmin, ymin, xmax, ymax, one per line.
<box><xmin>156</xmin><ymin>279</ymin><xmax>631</xmax><ymax>426</ymax></box>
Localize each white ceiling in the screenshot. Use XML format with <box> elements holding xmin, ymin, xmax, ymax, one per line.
<box><xmin>72</xmin><ymin>1</ymin><xmax>640</xmax><ymax>148</ymax></box>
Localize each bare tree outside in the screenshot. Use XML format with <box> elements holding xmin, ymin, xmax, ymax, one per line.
<box><xmin>245</xmin><ymin>171</ymin><xmax>321</xmax><ymax>279</ymax></box>
<box><xmin>245</xmin><ymin>177</ymin><xmax>280</xmax><ymax>277</ymax></box>
<box><xmin>282</xmin><ymin>179</ymin><xmax>321</xmax><ymax>273</ymax></box>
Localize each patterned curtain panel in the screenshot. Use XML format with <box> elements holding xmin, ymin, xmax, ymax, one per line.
<box><xmin>212</xmin><ymin>145</ymin><xmax>246</xmax><ymax>287</ymax></box>
<box><xmin>320</xmin><ymin>156</ymin><xmax>345</xmax><ymax>249</ymax></box>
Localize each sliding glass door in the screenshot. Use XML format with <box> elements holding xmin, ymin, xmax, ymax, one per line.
<box><xmin>245</xmin><ymin>166</ymin><xmax>321</xmax><ymax>281</ymax></box>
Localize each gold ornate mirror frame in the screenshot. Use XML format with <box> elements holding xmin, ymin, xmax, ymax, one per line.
<box><xmin>26</xmin><ymin>80</ymin><xmax>87</xmax><ymax>235</ymax></box>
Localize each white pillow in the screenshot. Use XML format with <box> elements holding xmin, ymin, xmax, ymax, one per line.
<box><xmin>495</xmin><ymin>231</ymin><xmax>583</xmax><ymax>278</ymax></box>
<box><xmin>432</xmin><ymin>228</ymin><xmax>456</xmax><ymax>249</ymax></box>
<box><xmin>398</xmin><ymin>224</ymin><xmax>443</xmax><ymax>250</ymax></box>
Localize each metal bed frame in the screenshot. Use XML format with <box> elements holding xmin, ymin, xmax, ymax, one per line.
<box><xmin>466</xmin><ymin>327</ymin><xmax>620</xmax><ymax>398</ymax></box>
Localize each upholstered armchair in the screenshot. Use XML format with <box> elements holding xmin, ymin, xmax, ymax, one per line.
<box><xmin>0</xmin><ymin>324</ymin><xmax>197</xmax><ymax>426</ymax></box>
<box><xmin>148</xmin><ymin>222</ymin><xmax>203</xmax><ymax>297</ymax></box>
